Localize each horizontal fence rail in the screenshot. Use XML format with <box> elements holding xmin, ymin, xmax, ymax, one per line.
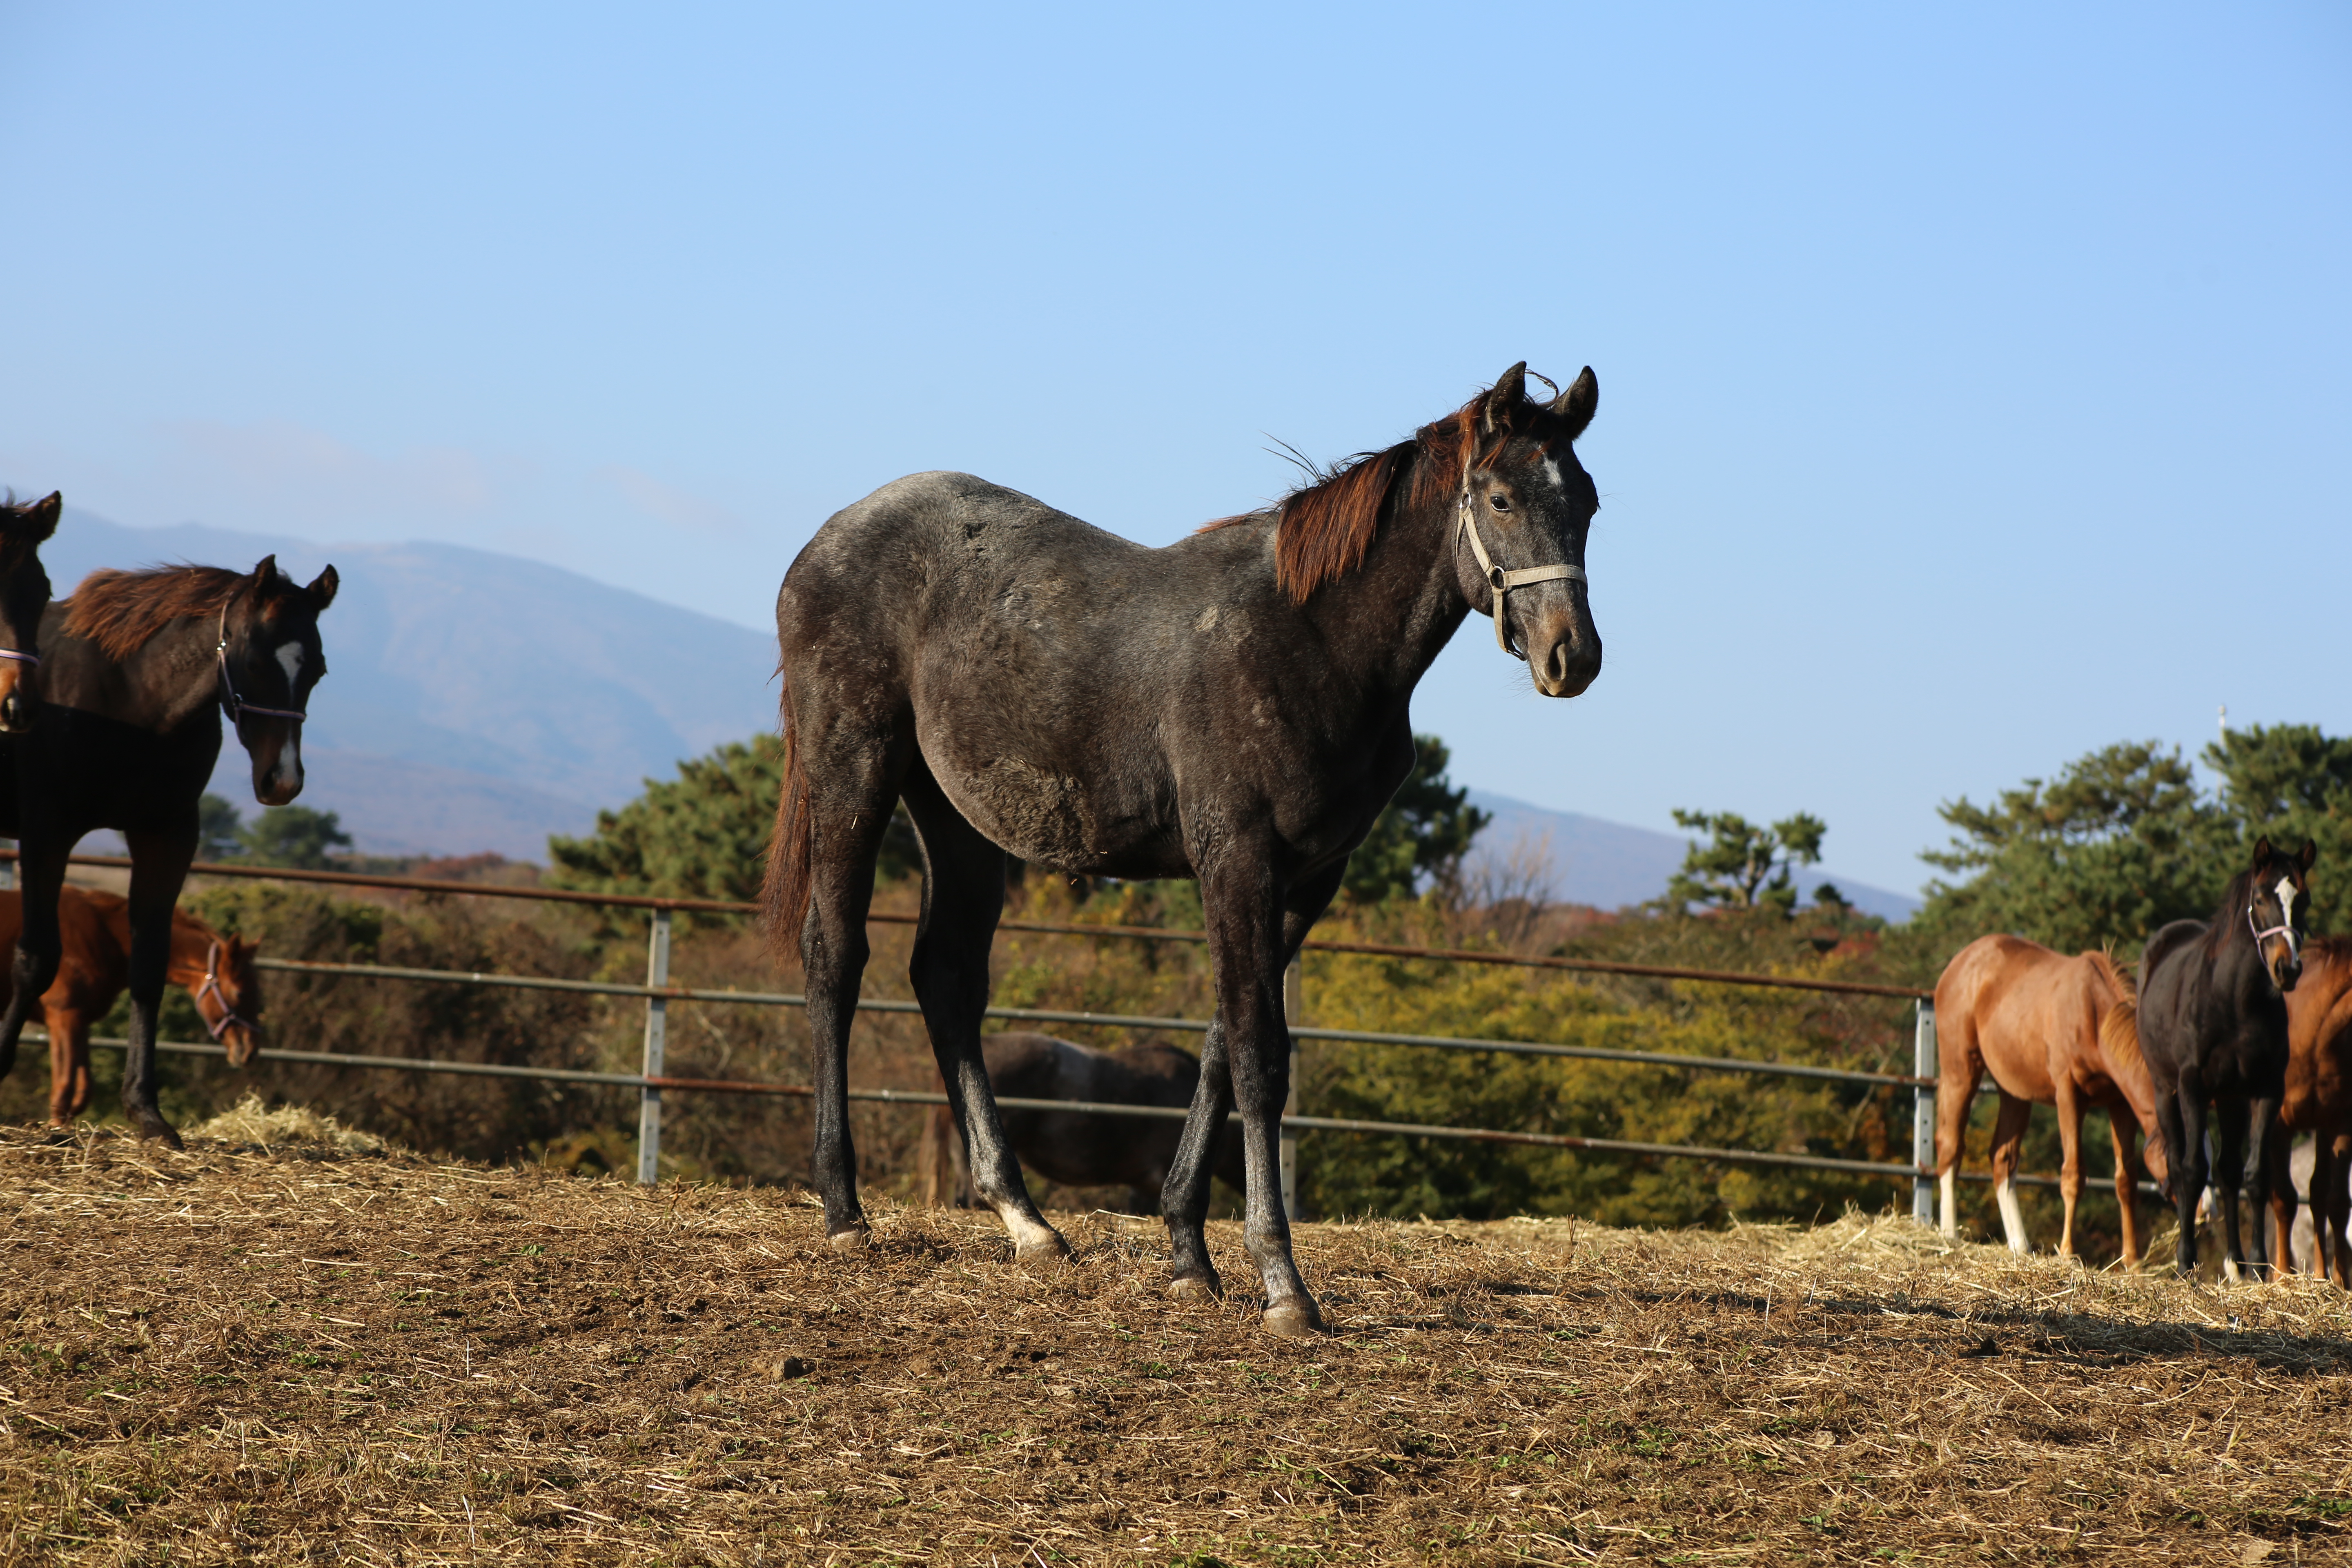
<box><xmin>19</xmin><ymin>849</ymin><xmax>2045</xmax><ymax>1227</ymax></box>
<box><xmin>57</xmin><ymin>1033</ymin><xmax>2087</xmax><ymax>1191</ymax></box>
<box><xmin>24</xmin><ymin>849</ymin><xmax>1931</xmax><ymax>998</ymax></box>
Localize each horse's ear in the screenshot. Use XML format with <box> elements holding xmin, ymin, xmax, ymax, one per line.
<box><xmin>2252</xmin><ymin>834</ymin><xmax>2274</xmax><ymax>868</ymax></box>
<box><xmin>1481</xmin><ymin>362</ymin><xmax>1529</xmax><ymax>434</ymax></box>
<box><xmin>307</xmin><ymin>565</ymin><xmax>339</xmax><ymax>609</ymax></box>
<box><xmin>249</xmin><ymin>555</ymin><xmax>278</xmax><ymax>586</ymax></box>
<box><xmin>1550</xmin><ymin>366</ymin><xmax>1598</xmax><ymax>441</ymax></box>
<box><xmin>2300</xmin><ymin>838</ymin><xmax>2318</xmax><ymax>873</ymax></box>
<box><xmin>26</xmin><ymin>492</ymin><xmax>60</xmax><ymax>541</ymax></box>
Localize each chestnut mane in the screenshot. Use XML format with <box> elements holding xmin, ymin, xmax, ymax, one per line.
<box><xmin>1203</xmin><ymin>382</ymin><xmax>1581</xmax><ymax>604</ymax></box>
<box><xmin>62</xmin><ymin>566</ymin><xmax>248</xmax><ymax>661</ymax></box>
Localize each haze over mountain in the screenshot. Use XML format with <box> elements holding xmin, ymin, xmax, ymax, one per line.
<box><xmin>43</xmin><ymin>510</ymin><xmax>1922</xmax><ymax>915</ymax></box>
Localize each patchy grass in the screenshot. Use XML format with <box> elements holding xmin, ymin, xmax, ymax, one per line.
<box><xmin>0</xmin><ymin>1123</ymin><xmax>2348</xmax><ymax>1564</ymax></box>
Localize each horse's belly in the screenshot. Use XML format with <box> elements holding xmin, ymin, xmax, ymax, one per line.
<box><xmin>933</xmin><ymin>752</ymin><xmax>1183</xmax><ymax>877</ymax></box>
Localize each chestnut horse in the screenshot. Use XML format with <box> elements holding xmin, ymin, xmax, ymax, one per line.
<box><xmin>0</xmin><ymin>558</ymin><xmax>334</xmax><ymax>1145</ymax></box>
<box><xmin>1932</xmin><ymin>937</ymin><xmax>2170</xmax><ymax>1263</ymax></box>
<box><xmin>766</xmin><ymin>363</ymin><xmax>1602</xmax><ymax>1335</ymax></box>
<box><xmin>0</xmin><ymin>885</ymin><xmax>264</xmax><ymax>1125</ymax></box>
<box><xmin>2265</xmin><ymin>936</ymin><xmax>2352</xmax><ymax>1284</ymax></box>
<box><xmin>2132</xmin><ymin>836</ymin><xmax>2316</xmax><ymax>1278</ymax></box>
<box><xmin>915</xmin><ymin>1033</ymin><xmax>1244</xmax><ymax>1214</ymax></box>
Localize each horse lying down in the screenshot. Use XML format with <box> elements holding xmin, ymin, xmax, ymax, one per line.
<box><xmin>917</xmin><ymin>1032</ymin><xmax>1245</xmax><ymax>1216</ymax></box>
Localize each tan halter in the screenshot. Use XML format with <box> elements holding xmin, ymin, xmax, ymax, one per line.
<box><xmin>1456</xmin><ymin>466</ymin><xmax>1584</xmax><ymax>656</ymax></box>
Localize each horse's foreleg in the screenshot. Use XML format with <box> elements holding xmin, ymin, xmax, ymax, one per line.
<box><xmin>1160</xmin><ymin>1015</ymin><xmax>1233</xmax><ymax>1301</ymax></box>
<box><xmin>0</xmin><ymin>837</ymin><xmax>70</xmax><ymax>1079</ymax></box>
<box><xmin>2244</xmin><ymin>1096</ymin><xmax>2281</xmax><ymax>1281</ymax></box>
<box><xmin>45</xmin><ymin>1004</ymin><xmax>89</xmax><ymax>1127</ymax></box>
<box><xmin>901</xmin><ymin>773</ymin><xmax>1063</xmax><ymax>1265</ymax></box>
<box><xmin>2268</xmin><ymin>1125</ymin><xmax>2302</xmax><ymax>1277</ymax></box>
<box><xmin>2212</xmin><ymin>1096</ymin><xmax>2253</xmax><ymax>1282</ymax></box>
<box><xmin>2325</xmin><ymin>1136</ymin><xmax>2352</xmax><ymax>1290</ymax></box>
<box><xmin>2053</xmin><ymin>1080</ymin><xmax>2086</xmax><ymax>1260</ymax></box>
<box><xmin>2111</xmin><ymin>1116</ymin><xmax>2146</xmax><ymax>1267</ymax></box>
<box><xmin>1933</xmin><ymin>1047</ymin><xmax>1984</xmax><ymax>1239</ymax></box>
<box><xmin>1989</xmin><ymin>1092</ymin><xmax>2033</xmax><ymax>1254</ymax></box>
<box><xmin>120</xmin><ymin>828</ymin><xmax>194</xmax><ymax>1148</ymax></box>
<box><xmin>2159</xmin><ymin>1085</ymin><xmax>2205</xmax><ymax>1277</ymax></box>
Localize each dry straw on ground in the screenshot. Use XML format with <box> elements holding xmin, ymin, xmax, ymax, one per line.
<box><xmin>2</xmin><ymin>1120</ymin><xmax>2349</xmax><ymax>1565</ymax></box>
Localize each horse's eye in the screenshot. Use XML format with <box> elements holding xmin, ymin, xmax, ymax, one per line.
<box><xmin>1488</xmin><ymin>492</ymin><xmax>1510</xmax><ymax>512</ymax></box>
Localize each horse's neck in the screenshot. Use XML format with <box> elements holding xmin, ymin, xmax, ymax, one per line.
<box><xmin>44</xmin><ymin>613</ymin><xmax>221</xmax><ymax>731</ymax></box>
<box><xmin>1298</xmin><ymin>489</ymin><xmax>1471</xmax><ymax>702</ymax></box>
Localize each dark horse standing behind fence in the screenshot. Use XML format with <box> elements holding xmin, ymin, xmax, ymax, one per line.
<box><xmin>2124</xmin><ymin>836</ymin><xmax>2315</xmax><ymax>1278</ymax></box>
<box><xmin>0</xmin><ymin>558</ymin><xmax>336</xmax><ymax>1145</ymax></box>
<box><xmin>765</xmin><ymin>362</ymin><xmax>1603</xmax><ymax>1335</ymax></box>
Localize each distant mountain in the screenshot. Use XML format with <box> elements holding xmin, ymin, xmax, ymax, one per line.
<box><xmin>1462</xmin><ymin>791</ymin><xmax>1922</xmax><ymax>921</ymax></box>
<box><xmin>46</xmin><ymin>509</ymin><xmax>780</xmax><ymax>859</ymax></box>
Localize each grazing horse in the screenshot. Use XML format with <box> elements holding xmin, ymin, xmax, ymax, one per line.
<box><xmin>1931</xmin><ymin>937</ymin><xmax>2171</xmax><ymax>1263</ymax></box>
<box><xmin>2131</xmin><ymin>836</ymin><xmax>2315</xmax><ymax>1278</ymax></box>
<box><xmin>916</xmin><ymin>1033</ymin><xmax>1245</xmax><ymax>1214</ymax></box>
<box><xmin>2264</xmin><ymin>937</ymin><xmax>2352</xmax><ymax>1284</ymax></box>
<box><xmin>0</xmin><ymin>558</ymin><xmax>335</xmax><ymax>1146</ymax></box>
<box><xmin>0</xmin><ymin>492</ymin><xmax>60</xmax><ymax>734</ymax></box>
<box><xmin>766</xmin><ymin>363</ymin><xmax>1603</xmax><ymax>1334</ymax></box>
<box><xmin>0</xmin><ymin>885</ymin><xmax>264</xmax><ymax>1126</ymax></box>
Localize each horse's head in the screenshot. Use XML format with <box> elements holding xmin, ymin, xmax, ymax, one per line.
<box><xmin>196</xmin><ymin>933</ymin><xmax>265</xmax><ymax>1068</ymax></box>
<box><xmin>1449</xmin><ymin>363</ymin><xmax>1602</xmax><ymax>697</ymax></box>
<box><xmin>221</xmin><ymin>555</ymin><xmax>339</xmax><ymax>806</ymax></box>
<box><xmin>2247</xmin><ymin>835</ymin><xmax>2317</xmax><ymax>993</ymax></box>
<box><xmin>0</xmin><ymin>492</ymin><xmax>60</xmax><ymax>733</ymax></box>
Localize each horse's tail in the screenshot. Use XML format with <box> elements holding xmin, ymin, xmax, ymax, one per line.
<box><xmin>759</xmin><ymin>676</ymin><xmax>815</xmax><ymax>967</ymax></box>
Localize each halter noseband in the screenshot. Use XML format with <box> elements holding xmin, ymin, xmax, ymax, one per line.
<box><xmin>1456</xmin><ymin>463</ymin><xmax>1585</xmax><ymax>657</ymax></box>
<box><xmin>197</xmin><ymin>940</ymin><xmax>261</xmax><ymax>1046</ymax></box>
<box><xmin>216</xmin><ymin>598</ymin><xmax>308</xmax><ymax>724</ymax></box>
<box><xmin>2248</xmin><ymin>896</ymin><xmax>2302</xmax><ymax>965</ymax></box>
<box><xmin>0</xmin><ymin>649</ymin><xmax>38</xmax><ymax>667</ymax></box>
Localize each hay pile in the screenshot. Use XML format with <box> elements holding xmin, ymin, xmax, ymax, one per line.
<box><xmin>1</xmin><ymin>1121</ymin><xmax>2348</xmax><ymax>1564</ymax></box>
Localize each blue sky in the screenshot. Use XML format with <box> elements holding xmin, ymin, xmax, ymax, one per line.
<box><xmin>2</xmin><ymin>4</ymin><xmax>2347</xmax><ymax>895</ymax></box>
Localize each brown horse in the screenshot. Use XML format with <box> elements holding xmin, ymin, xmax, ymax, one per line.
<box><xmin>0</xmin><ymin>886</ymin><xmax>263</xmax><ymax>1125</ymax></box>
<box><xmin>1933</xmin><ymin>936</ymin><xmax>2170</xmax><ymax>1263</ymax></box>
<box><xmin>915</xmin><ymin>1033</ymin><xmax>1243</xmax><ymax>1214</ymax></box>
<box><xmin>2266</xmin><ymin>936</ymin><xmax>2352</xmax><ymax>1284</ymax></box>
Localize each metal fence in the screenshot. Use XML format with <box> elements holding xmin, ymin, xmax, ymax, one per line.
<box><xmin>21</xmin><ymin>850</ymin><xmax>2067</xmax><ymax>1216</ymax></box>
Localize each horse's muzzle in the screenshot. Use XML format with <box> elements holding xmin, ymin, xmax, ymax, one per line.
<box><xmin>0</xmin><ymin>690</ymin><xmax>33</xmax><ymax>733</ymax></box>
<box><xmin>2272</xmin><ymin>952</ymin><xmax>2303</xmax><ymax>993</ymax></box>
<box><xmin>1531</xmin><ymin>633</ymin><xmax>1602</xmax><ymax>699</ymax></box>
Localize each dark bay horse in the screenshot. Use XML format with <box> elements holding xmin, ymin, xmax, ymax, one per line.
<box><xmin>2266</xmin><ymin>936</ymin><xmax>2352</xmax><ymax>1285</ymax></box>
<box><xmin>915</xmin><ymin>1033</ymin><xmax>1244</xmax><ymax>1213</ymax></box>
<box><xmin>0</xmin><ymin>492</ymin><xmax>60</xmax><ymax>733</ymax></box>
<box><xmin>0</xmin><ymin>884</ymin><xmax>265</xmax><ymax>1125</ymax></box>
<box><xmin>2128</xmin><ymin>836</ymin><xmax>2315</xmax><ymax>1278</ymax></box>
<box><xmin>766</xmin><ymin>363</ymin><xmax>1602</xmax><ymax>1335</ymax></box>
<box><xmin>1931</xmin><ymin>937</ymin><xmax>2170</xmax><ymax>1263</ymax></box>
<box><xmin>0</xmin><ymin>558</ymin><xmax>335</xmax><ymax>1146</ymax></box>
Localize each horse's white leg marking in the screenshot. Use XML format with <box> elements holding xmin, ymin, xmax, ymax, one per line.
<box><xmin>1939</xmin><ymin>1165</ymin><xmax>1958</xmax><ymax>1237</ymax></box>
<box><xmin>993</xmin><ymin>1198</ymin><xmax>1065</xmax><ymax>1258</ymax></box>
<box><xmin>275</xmin><ymin>642</ymin><xmax>304</xmax><ymax>684</ymax></box>
<box><xmin>1995</xmin><ymin>1177</ymin><xmax>2029</xmax><ymax>1254</ymax></box>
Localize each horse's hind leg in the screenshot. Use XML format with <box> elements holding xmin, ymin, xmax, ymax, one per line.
<box><xmin>898</xmin><ymin>768</ymin><xmax>1065</xmax><ymax>1265</ymax></box>
<box><xmin>2269</xmin><ymin>1129</ymin><xmax>2302</xmax><ymax>1277</ymax></box>
<box><xmin>2323</xmin><ymin>1135</ymin><xmax>2352</xmax><ymax>1289</ymax></box>
<box><xmin>2110</xmin><ymin>1116</ymin><xmax>2148</xmax><ymax>1267</ymax></box>
<box><xmin>1989</xmin><ymin>1091</ymin><xmax>2034</xmax><ymax>1254</ymax></box>
<box><xmin>0</xmin><ymin>833</ymin><xmax>70</xmax><ymax>1080</ymax></box>
<box><xmin>2053</xmin><ymin>1079</ymin><xmax>2086</xmax><ymax>1260</ymax></box>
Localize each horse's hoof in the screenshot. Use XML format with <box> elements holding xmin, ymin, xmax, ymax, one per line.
<box><xmin>131</xmin><ymin>1111</ymin><xmax>182</xmax><ymax>1150</ymax></box>
<box><xmin>827</xmin><ymin>1227</ymin><xmax>871</xmax><ymax>1254</ymax></box>
<box><xmin>1015</xmin><ymin>1237</ymin><xmax>1071</xmax><ymax>1272</ymax></box>
<box><xmin>1168</xmin><ymin>1274</ymin><xmax>1222</xmax><ymax>1304</ymax></box>
<box><xmin>1262</xmin><ymin>1299</ymin><xmax>1324</xmax><ymax>1338</ymax></box>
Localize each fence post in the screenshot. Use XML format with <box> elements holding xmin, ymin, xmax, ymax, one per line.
<box><xmin>1911</xmin><ymin>998</ymin><xmax>1937</xmax><ymax>1224</ymax></box>
<box><xmin>637</xmin><ymin>909</ymin><xmax>671</xmax><ymax>1185</ymax></box>
<box><xmin>1280</xmin><ymin>954</ymin><xmax>1302</xmax><ymax>1222</ymax></box>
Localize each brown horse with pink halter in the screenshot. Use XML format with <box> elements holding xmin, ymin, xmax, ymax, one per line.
<box><xmin>0</xmin><ymin>884</ymin><xmax>265</xmax><ymax>1126</ymax></box>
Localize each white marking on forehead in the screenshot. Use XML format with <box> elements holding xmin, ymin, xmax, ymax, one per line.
<box><xmin>2277</xmin><ymin>873</ymin><xmax>2300</xmax><ymax>921</ymax></box>
<box><xmin>275</xmin><ymin>642</ymin><xmax>304</xmax><ymax>684</ymax></box>
<box><xmin>1541</xmin><ymin>457</ymin><xmax>1564</xmax><ymax>493</ymax></box>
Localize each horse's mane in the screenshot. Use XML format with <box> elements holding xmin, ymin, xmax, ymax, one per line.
<box><xmin>1202</xmin><ymin>381</ymin><xmax>1582</xmax><ymax>604</ymax></box>
<box><xmin>62</xmin><ymin>565</ymin><xmax>246</xmax><ymax>661</ymax></box>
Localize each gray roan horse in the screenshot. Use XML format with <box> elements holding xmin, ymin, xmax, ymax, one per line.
<box><xmin>2130</xmin><ymin>836</ymin><xmax>2316</xmax><ymax>1278</ymax></box>
<box><xmin>764</xmin><ymin>362</ymin><xmax>1602</xmax><ymax>1336</ymax></box>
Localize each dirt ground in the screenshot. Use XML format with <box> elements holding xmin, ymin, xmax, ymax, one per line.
<box><xmin>2</xmin><ymin>1114</ymin><xmax>2350</xmax><ymax>1566</ymax></box>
